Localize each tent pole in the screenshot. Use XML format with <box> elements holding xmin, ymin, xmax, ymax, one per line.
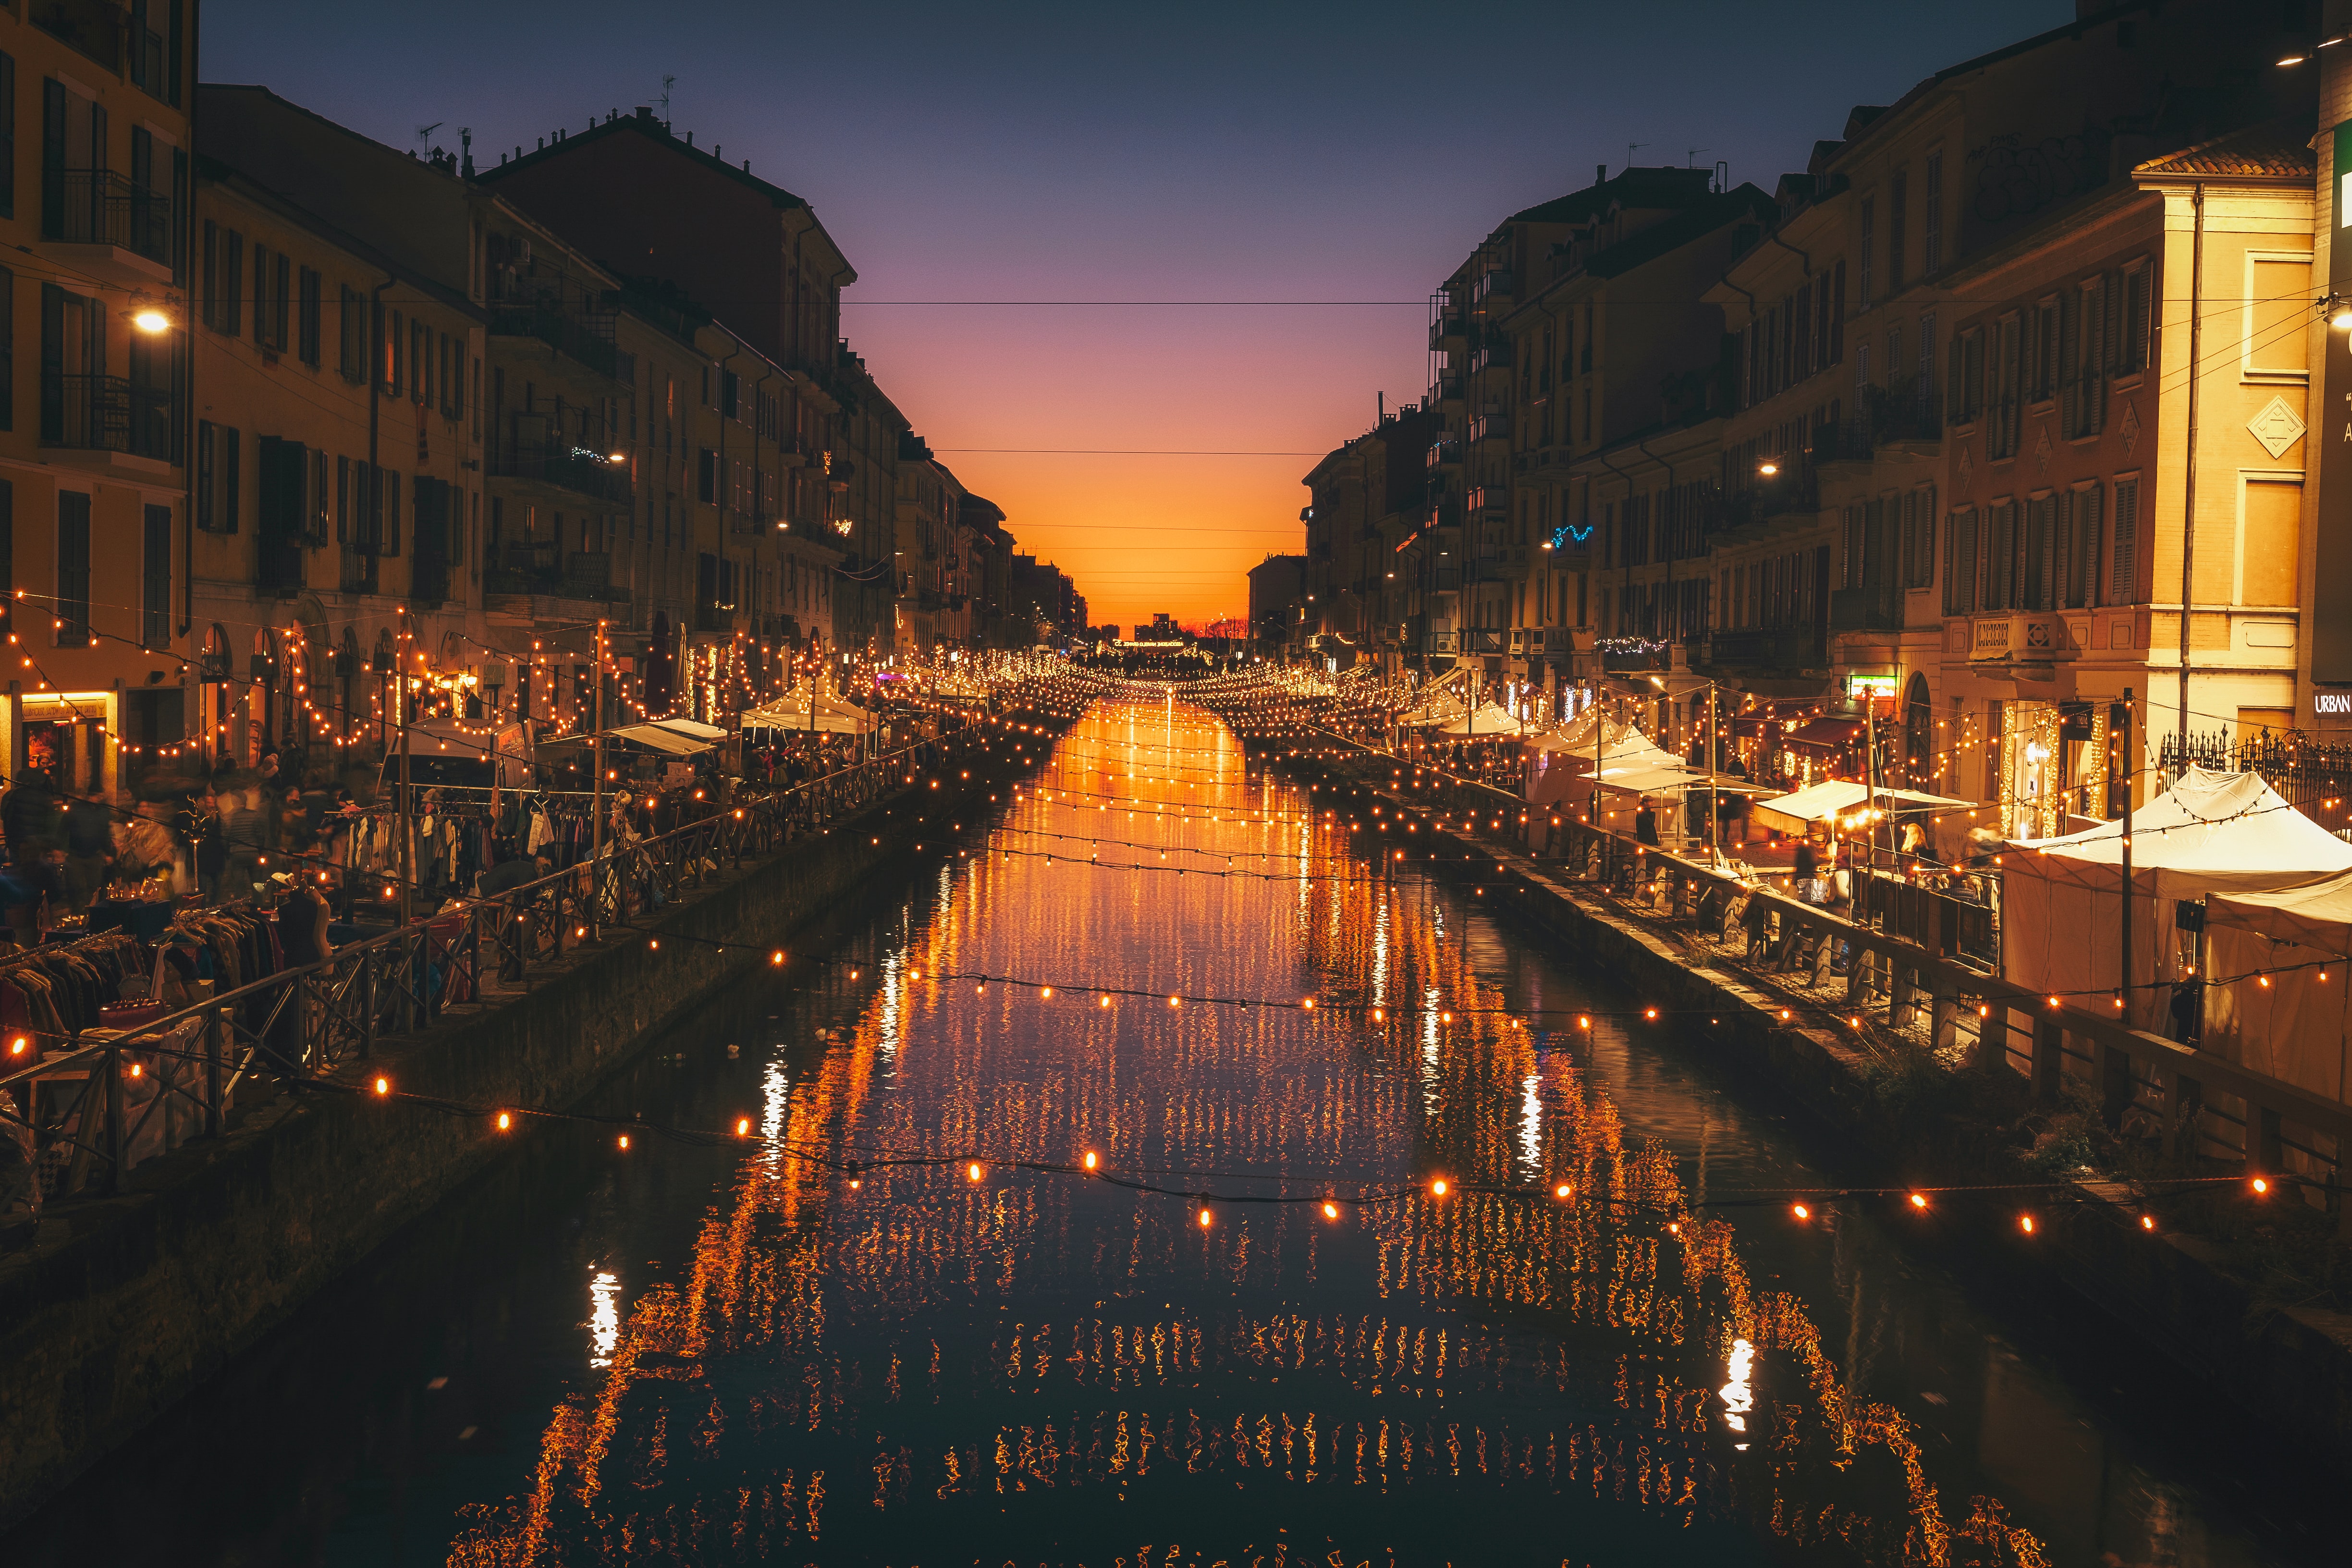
<box><xmin>2121</xmin><ymin>686</ymin><xmax>2134</xmax><ymax>1020</ymax></box>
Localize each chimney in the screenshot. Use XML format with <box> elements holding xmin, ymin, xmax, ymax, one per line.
<box><xmin>637</xmin><ymin>106</ymin><xmax>653</xmax><ymax>120</ymax></box>
<box><xmin>1596</xmin><ymin>163</ymin><xmax>1606</xmax><ymax>184</ymax></box>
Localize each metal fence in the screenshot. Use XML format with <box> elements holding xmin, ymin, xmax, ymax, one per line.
<box><xmin>2160</xmin><ymin>731</ymin><xmax>2352</xmax><ymax>832</ymax></box>
<box><xmin>0</xmin><ymin>724</ymin><xmax>964</xmax><ymax>1208</ymax></box>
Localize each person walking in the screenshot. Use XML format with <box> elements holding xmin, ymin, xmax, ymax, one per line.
<box><xmin>221</xmin><ymin>789</ymin><xmax>270</xmax><ymax>902</ymax></box>
<box><xmin>62</xmin><ymin>788</ymin><xmax>115</xmax><ymax>912</ymax></box>
<box><xmin>1633</xmin><ymin>795</ymin><xmax>1660</xmax><ymax>848</ymax></box>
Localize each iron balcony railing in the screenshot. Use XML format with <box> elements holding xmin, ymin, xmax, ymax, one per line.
<box><xmin>488</xmin><ymin>307</ymin><xmax>633</xmax><ymax>383</ymax></box>
<box><xmin>40</xmin><ymin>372</ymin><xmax>177</xmax><ymax>459</ymax></box>
<box><xmin>42</xmin><ymin>168</ymin><xmax>173</xmax><ymax>260</ymax></box>
<box><xmin>488</xmin><ymin>441</ymin><xmax>633</xmax><ymax>507</ymax></box>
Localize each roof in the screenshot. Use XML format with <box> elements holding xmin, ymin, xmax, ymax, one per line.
<box><xmin>2133</xmin><ymin>118</ymin><xmax>2317</xmax><ymax>181</ymax></box>
<box><xmin>1509</xmin><ymin>166</ymin><xmax>1716</xmax><ymax>227</ymax></box>
<box><xmin>1583</xmin><ymin>187</ymin><xmax>1775</xmax><ymax>281</ymax></box>
<box><xmin>480</xmin><ymin>109</ymin><xmax>813</xmax><ymax>214</ymax></box>
<box><xmin>2010</xmin><ymin>767</ymin><xmax>2352</xmax><ymax>892</ymax></box>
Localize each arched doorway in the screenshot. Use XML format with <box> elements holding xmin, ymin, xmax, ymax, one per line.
<box><xmin>1903</xmin><ymin>672</ymin><xmax>1932</xmax><ymax>791</ymax></box>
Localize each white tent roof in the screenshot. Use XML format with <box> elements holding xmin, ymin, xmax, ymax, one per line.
<box><xmin>609</xmin><ymin>723</ymin><xmax>712</xmax><ymax>755</ymax></box>
<box><xmin>2208</xmin><ymin>874</ymin><xmax>2352</xmax><ymax>956</ymax></box>
<box><xmin>2009</xmin><ymin>767</ymin><xmax>2352</xmax><ymax>897</ymax></box>
<box><xmin>1432</xmin><ymin>704</ymin><xmax>1521</xmax><ymax>736</ymax></box>
<box><xmin>651</xmin><ymin>717</ymin><xmax>729</xmax><ymax>741</ymax></box>
<box><xmin>1752</xmin><ymin>780</ymin><xmax>1970</xmax><ymax>833</ymax></box>
<box><xmin>740</xmin><ymin>694</ymin><xmax>876</xmax><ymax>735</ymax></box>
<box><xmin>2004</xmin><ymin>768</ymin><xmax>2352</xmax><ymax>1033</ymax></box>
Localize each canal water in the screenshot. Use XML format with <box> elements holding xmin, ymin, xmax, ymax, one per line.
<box><xmin>11</xmin><ymin>697</ymin><xmax>2328</xmax><ymax>1566</ymax></box>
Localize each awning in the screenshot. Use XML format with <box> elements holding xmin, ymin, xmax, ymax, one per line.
<box><xmin>609</xmin><ymin>723</ymin><xmax>713</xmax><ymax>755</ymax></box>
<box><xmin>1751</xmin><ymin>780</ymin><xmax>1970</xmax><ymax>833</ymax></box>
<box><xmin>651</xmin><ymin>717</ymin><xmax>728</xmax><ymax>741</ymax></box>
<box><xmin>740</xmin><ymin>694</ymin><xmax>876</xmax><ymax>735</ymax></box>
<box><xmin>1781</xmin><ymin>717</ymin><xmax>1866</xmax><ymax>755</ymax></box>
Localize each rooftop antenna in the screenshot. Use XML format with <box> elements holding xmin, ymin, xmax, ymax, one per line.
<box><xmin>659</xmin><ymin>74</ymin><xmax>675</xmax><ymax>123</ymax></box>
<box><xmin>1627</xmin><ymin>142</ymin><xmax>1645</xmax><ymax>171</ymax></box>
<box><xmin>416</xmin><ymin>120</ymin><xmax>443</xmax><ymax>154</ymax></box>
<box><xmin>1686</xmin><ymin>147</ymin><xmax>1708</xmax><ymax>168</ymax></box>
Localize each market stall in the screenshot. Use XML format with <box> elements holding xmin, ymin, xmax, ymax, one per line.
<box><xmin>2004</xmin><ymin>767</ymin><xmax>2352</xmax><ymax>1033</ymax></box>
<box><xmin>1750</xmin><ymin>780</ymin><xmax>1969</xmax><ymax>836</ymax></box>
<box><xmin>2204</xmin><ymin>874</ymin><xmax>2352</xmax><ymax>1107</ymax></box>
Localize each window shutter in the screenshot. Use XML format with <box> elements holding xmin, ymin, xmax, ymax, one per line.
<box><xmin>2110</xmin><ymin>478</ymin><xmax>2136</xmax><ymax>602</ymax></box>
<box><xmin>2080</xmin><ymin>484</ymin><xmax>2102</xmax><ymax>607</ymax></box>
<box><xmin>2053</xmin><ymin>491</ymin><xmax>2073</xmax><ymax>609</ymax></box>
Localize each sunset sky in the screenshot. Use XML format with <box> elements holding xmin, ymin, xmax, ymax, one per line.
<box><xmin>213</xmin><ymin>0</ymin><xmax>2059</xmax><ymax>634</ymax></box>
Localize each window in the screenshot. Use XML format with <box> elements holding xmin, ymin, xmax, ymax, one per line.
<box><xmin>1922</xmin><ymin>152</ymin><xmax>1942</xmax><ymax>274</ymax></box>
<box><xmin>1888</xmin><ymin>168</ymin><xmax>1907</xmax><ymax>292</ymax></box>
<box><xmin>1948</xmin><ymin>327</ymin><xmax>1983</xmax><ymax>425</ymax></box>
<box><xmin>311</xmin><ymin>448</ymin><xmax>329</xmax><ymax>541</ymax></box>
<box><xmin>1996</xmin><ymin>316</ymin><xmax>2024</xmax><ymax>458</ymax></box>
<box><xmin>380</xmin><ymin>470</ymin><xmax>401</xmax><ymax>556</ymax></box>
<box><xmin>1858</xmin><ymin>196</ymin><xmax>1874</xmax><ymax>309</ymax></box>
<box><xmin>129</xmin><ymin>0</ymin><xmax>183</xmax><ymax>107</ymax></box>
<box><xmin>0</xmin><ymin>53</ymin><xmax>15</xmax><ymax>220</ymax></box>
<box><xmin>2061</xmin><ymin>483</ymin><xmax>2101</xmax><ymax>609</ymax></box>
<box><xmin>142</xmin><ymin>503</ymin><xmax>170</xmax><ymax>649</ymax></box>
<box><xmin>2110</xmin><ymin>475</ymin><xmax>2138</xmax><ymax>602</ymax></box>
<box><xmin>338</xmin><ymin>285</ymin><xmax>365</xmax><ymax>381</ymax></box>
<box><xmin>2066</xmin><ymin>275</ymin><xmax>2108</xmax><ymax>439</ymax></box>
<box><xmin>55</xmin><ymin>490</ymin><xmax>89</xmax><ymax>646</ymax></box>
<box><xmin>2022</xmin><ymin>493</ymin><xmax>2055</xmax><ymax>610</ymax></box>
<box><xmin>297</xmin><ymin>267</ymin><xmax>321</xmax><ymax>365</ymax></box>
<box><xmin>1916</xmin><ymin>311</ymin><xmax>1935</xmax><ymax>418</ymax></box>
<box><xmin>2122</xmin><ymin>262</ymin><xmax>2151</xmax><ymax>374</ymax></box>
<box><xmin>381</xmin><ymin>306</ymin><xmax>401</xmax><ymax>393</ymax></box>
<box><xmin>2029</xmin><ymin>297</ymin><xmax>2058</xmax><ymax>403</ymax></box>
<box><xmin>202</xmin><ymin>222</ymin><xmax>242</xmax><ymax>335</ymax></box>
<box><xmin>1986</xmin><ymin>499</ymin><xmax>2017</xmax><ymax>609</ymax></box>
<box><xmin>253</xmin><ymin>244</ymin><xmax>289</xmax><ymax>352</ymax></box>
<box><xmin>410</xmin><ymin>319</ymin><xmax>428</xmax><ymax>404</ymax></box>
<box><xmin>2246</xmin><ymin>255</ymin><xmax>2309</xmax><ymax>379</ymax></box>
<box><xmin>697</xmin><ymin>447</ymin><xmax>717</xmax><ymax>503</ymax></box>
<box><xmin>1899</xmin><ymin>486</ymin><xmax>1938</xmax><ymax>589</ymax></box>
<box><xmin>195</xmin><ymin>420</ymin><xmax>238</xmax><ymax>532</ymax></box>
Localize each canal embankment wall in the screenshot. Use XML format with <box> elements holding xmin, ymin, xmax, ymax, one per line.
<box><xmin>1308</xmin><ymin>758</ymin><xmax>2352</xmax><ymax>1477</ymax></box>
<box><xmin>0</xmin><ymin>757</ymin><xmax>1032</xmax><ymax>1528</ymax></box>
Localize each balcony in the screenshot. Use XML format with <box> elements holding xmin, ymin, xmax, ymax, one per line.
<box><xmin>1431</xmin><ymin>567</ymin><xmax>1460</xmax><ymax>593</ymax></box>
<box><xmin>1470</xmin><ymin>342</ymin><xmax>1513</xmax><ymax>377</ymax></box>
<box><xmin>1425</xmin><ymin>437</ymin><xmax>1460</xmax><ymax>469</ymax></box>
<box><xmin>1427</xmin><ymin>310</ymin><xmax>1468</xmax><ymax>350</ymax></box>
<box><xmin>1465</xmin><ymin>485</ymin><xmax>1507</xmax><ymax>517</ymax></box>
<box><xmin>40</xmin><ymin>373</ymin><xmax>177</xmax><ymax>467</ymax></box>
<box><xmin>1471</xmin><ymin>270</ymin><xmax>1514</xmax><ymax>311</ymax></box>
<box><xmin>694</xmin><ymin>605</ymin><xmax>735</xmax><ymax>634</ymax></box>
<box><xmin>1468</xmin><ymin>411</ymin><xmax>1509</xmax><ymax>445</ymax></box>
<box><xmin>41</xmin><ymin>169</ymin><xmax>173</xmax><ymax>284</ymax></box>
<box><xmin>1829</xmin><ymin>580</ymin><xmax>1900</xmax><ymax>634</ymax></box>
<box><xmin>489</xmin><ymin>441</ymin><xmax>633</xmax><ymax>508</ymax></box>
<box><xmin>1428</xmin><ymin>373</ymin><xmax>1464</xmax><ymax>405</ymax></box>
<box><xmin>1461</xmin><ymin>627</ymin><xmax>1504</xmax><ymax>654</ymax></box>
<box><xmin>489</xmin><ymin>307</ymin><xmax>633</xmax><ymax>383</ymax></box>
<box><xmin>33</xmin><ymin>0</ymin><xmax>122</xmax><ymax>71</ymax></box>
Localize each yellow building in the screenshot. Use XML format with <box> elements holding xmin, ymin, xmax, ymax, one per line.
<box><xmin>0</xmin><ymin>2</ymin><xmax>194</xmax><ymax>795</ymax></box>
<box><xmin>189</xmin><ymin>151</ymin><xmax>483</xmax><ymax>772</ymax></box>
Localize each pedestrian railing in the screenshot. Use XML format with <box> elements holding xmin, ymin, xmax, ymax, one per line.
<box><xmin>1302</xmin><ymin>728</ymin><xmax>2352</xmax><ymax>1234</ymax></box>
<box><xmin>0</xmin><ymin>723</ymin><xmax>970</xmax><ymax>1210</ymax></box>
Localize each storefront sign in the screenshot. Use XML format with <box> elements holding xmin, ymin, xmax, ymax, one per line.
<box><xmin>1846</xmin><ymin>674</ymin><xmax>1900</xmax><ymax>702</ymax></box>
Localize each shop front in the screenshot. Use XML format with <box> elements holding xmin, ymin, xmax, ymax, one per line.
<box><xmin>1998</xmin><ymin>698</ymin><xmax>2113</xmax><ymax>841</ymax></box>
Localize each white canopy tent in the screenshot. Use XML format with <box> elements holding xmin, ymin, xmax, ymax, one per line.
<box><xmin>2004</xmin><ymin>767</ymin><xmax>2352</xmax><ymax>1032</ymax></box>
<box><xmin>650</xmin><ymin>717</ymin><xmax>728</xmax><ymax>742</ymax></box>
<box><xmin>2204</xmin><ymin>875</ymin><xmax>2352</xmax><ymax>1108</ymax></box>
<box><xmin>740</xmin><ymin>693</ymin><xmax>877</xmax><ymax>736</ymax></box>
<box><xmin>1750</xmin><ymin>780</ymin><xmax>1970</xmax><ymax>835</ymax></box>
<box><xmin>608</xmin><ymin>723</ymin><xmax>713</xmax><ymax>756</ymax></box>
<box><xmin>1431</xmin><ymin>704</ymin><xmax>1521</xmax><ymax>736</ymax></box>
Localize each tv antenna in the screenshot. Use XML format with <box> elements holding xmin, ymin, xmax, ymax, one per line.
<box><xmin>416</xmin><ymin>121</ymin><xmax>443</xmax><ymax>153</ymax></box>
<box><xmin>1686</xmin><ymin>147</ymin><xmax>1708</xmax><ymax>168</ymax></box>
<box><xmin>1626</xmin><ymin>142</ymin><xmax>1646</xmax><ymax>170</ymax></box>
<box><xmin>660</xmin><ymin>74</ymin><xmax>675</xmax><ymax>121</ymax></box>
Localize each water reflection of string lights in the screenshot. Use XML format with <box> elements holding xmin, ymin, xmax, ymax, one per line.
<box><xmin>586</xmin><ymin>1270</ymin><xmax>620</xmax><ymax>1369</ymax></box>
<box><xmin>1720</xmin><ymin>1336</ymin><xmax>1755</xmax><ymax>1450</ymax></box>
